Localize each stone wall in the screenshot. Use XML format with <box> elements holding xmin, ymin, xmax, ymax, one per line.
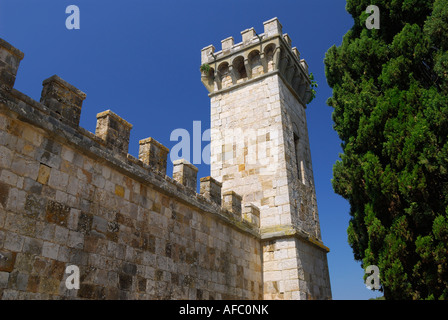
<box><xmin>0</xmin><ymin>38</ymin><xmax>263</xmax><ymax>300</ymax></box>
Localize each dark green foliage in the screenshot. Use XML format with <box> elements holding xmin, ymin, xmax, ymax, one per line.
<box><xmin>309</xmin><ymin>72</ymin><xmax>318</xmax><ymax>103</ymax></box>
<box><xmin>325</xmin><ymin>0</ymin><xmax>448</xmax><ymax>299</ymax></box>
<box><xmin>200</xmin><ymin>63</ymin><xmax>211</xmax><ymax>74</ymax></box>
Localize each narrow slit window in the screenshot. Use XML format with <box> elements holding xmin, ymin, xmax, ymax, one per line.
<box><xmin>294</xmin><ymin>133</ymin><xmax>305</xmax><ymax>185</ymax></box>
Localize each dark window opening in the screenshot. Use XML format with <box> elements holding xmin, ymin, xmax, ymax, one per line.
<box><xmin>294</xmin><ymin>133</ymin><xmax>305</xmax><ymax>184</ymax></box>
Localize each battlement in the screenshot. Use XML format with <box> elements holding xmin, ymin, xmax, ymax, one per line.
<box><xmin>40</xmin><ymin>75</ymin><xmax>86</xmax><ymax>128</ymax></box>
<box><xmin>0</xmin><ymin>37</ymin><xmax>261</xmax><ymax>234</ymax></box>
<box><xmin>200</xmin><ymin>18</ymin><xmax>312</xmax><ymax>105</ymax></box>
<box><xmin>0</xmin><ymin>38</ymin><xmax>24</xmax><ymax>92</ymax></box>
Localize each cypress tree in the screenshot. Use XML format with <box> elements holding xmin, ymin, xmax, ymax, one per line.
<box><xmin>325</xmin><ymin>0</ymin><xmax>448</xmax><ymax>299</ymax></box>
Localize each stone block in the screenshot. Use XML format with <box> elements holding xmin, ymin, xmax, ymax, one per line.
<box><xmin>173</xmin><ymin>159</ymin><xmax>198</xmax><ymax>192</ymax></box>
<box><xmin>67</xmin><ymin>230</ymin><xmax>84</xmax><ymax>249</ymax></box>
<box><xmin>23</xmin><ymin>238</ymin><xmax>43</xmax><ymax>255</ymax></box>
<box><xmin>118</xmin><ymin>272</ymin><xmax>133</xmax><ymax>291</ymax></box>
<box><xmin>26</xmin><ymin>274</ymin><xmax>39</xmax><ymax>293</ymax></box>
<box><xmin>0</xmin><ymin>170</ymin><xmax>18</xmax><ymax>187</ymax></box>
<box><xmin>300</xmin><ymin>59</ymin><xmax>309</xmax><ymax>74</ymax></box>
<box><xmin>201</xmin><ymin>45</ymin><xmax>215</xmax><ymax>65</ymax></box>
<box><xmin>0</xmin><ymin>38</ymin><xmax>24</xmax><ymax>90</ymax></box>
<box><xmin>40</xmin><ymin>75</ymin><xmax>86</xmax><ymax>128</ymax></box>
<box><xmin>199</xmin><ymin>176</ymin><xmax>222</xmax><ymax>205</ymax></box>
<box><xmin>241</xmin><ymin>28</ymin><xmax>256</xmax><ymax>44</ymax></box>
<box><xmin>0</xmin><ymin>146</ymin><xmax>13</xmax><ymax>169</ymax></box>
<box><xmin>47</xmin><ymin>169</ymin><xmax>69</xmax><ymax>190</ymax></box>
<box><xmin>138</xmin><ymin>137</ymin><xmax>169</xmax><ymax>175</ymax></box>
<box><xmin>67</xmin><ymin>208</ymin><xmax>80</xmax><ymax>230</ymax></box>
<box><xmin>39</xmin><ymin>276</ymin><xmax>60</xmax><ymax>295</ymax></box>
<box><xmin>10</xmin><ymin>155</ymin><xmax>39</xmax><ymax>180</ymax></box>
<box><xmin>3</xmin><ymin>232</ymin><xmax>24</xmax><ymax>252</ymax></box>
<box><xmin>0</xmin><ymin>271</ymin><xmax>9</xmax><ymax>289</ymax></box>
<box><xmin>45</xmin><ymin>200</ymin><xmax>70</xmax><ymax>227</ymax></box>
<box><xmin>283</xmin><ymin>33</ymin><xmax>292</xmax><ymax>47</ymax></box>
<box><xmin>54</xmin><ymin>225</ymin><xmax>69</xmax><ymax>244</ymax></box>
<box><xmin>95</xmin><ymin>110</ymin><xmax>133</xmax><ymax>154</ymax></box>
<box><xmin>13</xmin><ymin>272</ymin><xmax>29</xmax><ymax>291</ymax></box>
<box><xmin>115</xmin><ymin>185</ymin><xmax>125</xmax><ymax>198</ymax></box>
<box><xmin>221</xmin><ymin>36</ymin><xmax>234</xmax><ymax>52</ymax></box>
<box><xmin>12</xmin><ymin>252</ymin><xmax>33</xmax><ymax>273</ymax></box>
<box><xmin>35</xmin><ymin>221</ymin><xmax>55</xmax><ymax>242</ymax></box>
<box><xmin>48</xmin><ymin>260</ymin><xmax>65</xmax><ymax>280</ymax></box>
<box><xmin>222</xmin><ymin>191</ymin><xmax>242</xmax><ymax>216</ymax></box>
<box><xmin>263</xmin><ymin>17</ymin><xmax>282</xmax><ymax>37</ymax></box>
<box><xmin>242</xmin><ymin>204</ymin><xmax>260</xmax><ymax>228</ymax></box>
<box><xmin>292</xmin><ymin>47</ymin><xmax>300</xmax><ymax>60</ymax></box>
<box><xmin>0</xmin><ymin>249</ymin><xmax>17</xmax><ymax>272</ymax></box>
<box><xmin>23</xmin><ymin>194</ymin><xmax>45</xmax><ymax>220</ymax></box>
<box><xmin>42</xmin><ymin>241</ymin><xmax>59</xmax><ymax>260</ymax></box>
<box><xmin>0</xmin><ymin>181</ymin><xmax>10</xmax><ymax>209</ymax></box>
<box><xmin>92</xmin><ymin>215</ymin><xmax>108</xmax><ymax>235</ymax></box>
<box><xmin>77</xmin><ymin>212</ymin><xmax>93</xmax><ymax>235</ymax></box>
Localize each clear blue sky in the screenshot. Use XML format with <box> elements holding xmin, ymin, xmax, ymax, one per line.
<box><xmin>0</xmin><ymin>0</ymin><xmax>383</xmax><ymax>300</ymax></box>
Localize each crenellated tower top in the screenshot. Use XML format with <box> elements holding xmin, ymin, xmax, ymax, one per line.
<box><xmin>200</xmin><ymin>17</ymin><xmax>312</xmax><ymax>105</ymax></box>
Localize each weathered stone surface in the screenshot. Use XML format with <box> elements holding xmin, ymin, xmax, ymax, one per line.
<box><xmin>138</xmin><ymin>137</ymin><xmax>169</xmax><ymax>175</ymax></box>
<box><xmin>40</xmin><ymin>75</ymin><xmax>86</xmax><ymax>128</ymax></box>
<box><xmin>24</xmin><ymin>193</ymin><xmax>46</xmax><ymax>219</ymax></box>
<box><xmin>37</xmin><ymin>164</ymin><xmax>51</xmax><ymax>185</ymax></box>
<box><xmin>0</xmin><ymin>181</ymin><xmax>9</xmax><ymax>208</ymax></box>
<box><xmin>242</xmin><ymin>203</ymin><xmax>260</xmax><ymax>228</ymax></box>
<box><xmin>0</xmin><ymin>249</ymin><xmax>17</xmax><ymax>272</ymax></box>
<box><xmin>199</xmin><ymin>176</ymin><xmax>222</xmax><ymax>206</ymax></box>
<box><xmin>95</xmin><ymin>110</ymin><xmax>132</xmax><ymax>154</ymax></box>
<box><xmin>222</xmin><ymin>191</ymin><xmax>242</xmax><ymax>216</ymax></box>
<box><xmin>173</xmin><ymin>159</ymin><xmax>198</xmax><ymax>192</ymax></box>
<box><xmin>42</xmin><ymin>241</ymin><xmax>59</xmax><ymax>260</ymax></box>
<box><xmin>23</xmin><ymin>238</ymin><xmax>43</xmax><ymax>255</ymax></box>
<box><xmin>0</xmin><ymin>38</ymin><xmax>24</xmax><ymax>91</ymax></box>
<box><xmin>45</xmin><ymin>200</ymin><xmax>70</xmax><ymax>227</ymax></box>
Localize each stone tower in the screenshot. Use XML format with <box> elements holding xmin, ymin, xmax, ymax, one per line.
<box><xmin>201</xmin><ymin>18</ymin><xmax>331</xmax><ymax>299</ymax></box>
